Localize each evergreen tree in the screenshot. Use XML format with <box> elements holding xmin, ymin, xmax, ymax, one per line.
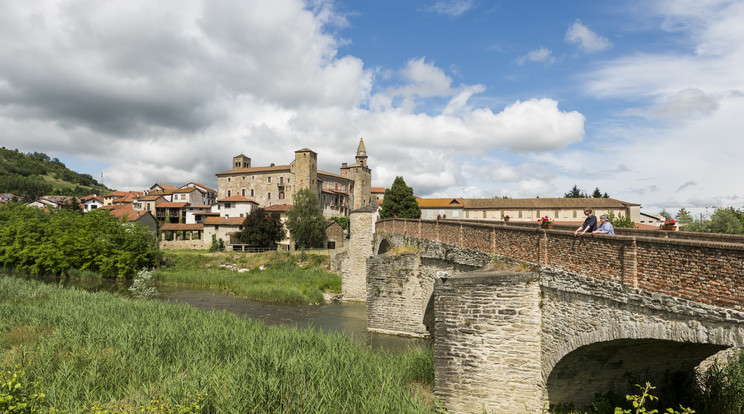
<box><xmin>709</xmin><ymin>207</ymin><xmax>744</xmax><ymax>235</ymax></box>
<box><xmin>286</xmin><ymin>188</ymin><xmax>326</xmax><ymax>249</ymax></box>
<box><xmin>592</xmin><ymin>187</ymin><xmax>603</xmax><ymax>198</ymax></box>
<box><xmin>675</xmin><ymin>208</ymin><xmax>694</xmax><ymax>224</ymax></box>
<box><xmin>237</xmin><ymin>208</ymin><xmax>286</xmax><ymax>247</ymax></box>
<box><xmin>60</xmin><ymin>196</ymin><xmax>82</xmax><ymax>213</ymax></box>
<box><xmin>380</xmin><ymin>176</ymin><xmax>421</xmax><ymax>219</ymax></box>
<box><xmin>564</xmin><ymin>185</ymin><xmax>587</xmax><ymax>198</ymax></box>
<box><xmin>659</xmin><ymin>209</ymin><xmax>672</xmax><ymax>220</ymax></box>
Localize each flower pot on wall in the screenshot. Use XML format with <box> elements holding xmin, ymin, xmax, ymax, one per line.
<box><xmin>661</xmin><ymin>225</ymin><xmax>676</xmax><ymax>231</ymax></box>
<box><xmin>541</xmin><ymin>224</ymin><xmax>553</xmax><ymax>229</ymax></box>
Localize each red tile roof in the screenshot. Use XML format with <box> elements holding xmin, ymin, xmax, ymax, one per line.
<box><xmin>160</xmin><ymin>223</ymin><xmax>204</xmax><ymax>231</ymax></box>
<box><xmin>318</xmin><ymin>171</ymin><xmax>352</xmax><ymax>181</ymax></box>
<box><xmin>418</xmin><ymin>198</ymin><xmax>464</xmax><ymax>208</ymax></box>
<box><xmin>371</xmin><ymin>187</ymin><xmax>386</xmax><ymax>194</ymax></box>
<box><xmin>264</xmin><ymin>204</ymin><xmax>292</xmax><ymax>212</ymax></box>
<box><xmin>183</xmin><ymin>182</ymin><xmax>216</xmax><ymax>192</ymax></box>
<box><xmin>204</xmin><ymin>217</ymin><xmax>246</xmax><ymax>226</ymax></box>
<box><xmin>217</xmin><ymin>195</ymin><xmax>257</xmax><ymax>203</ymax></box>
<box><xmin>106</xmin><ymin>205</ymin><xmax>152</xmax><ymax>222</ymax></box>
<box><xmin>462</xmin><ymin>197</ymin><xmax>640</xmax><ymax>209</ymax></box>
<box><xmin>156</xmin><ymin>202</ymin><xmax>189</xmax><ymax>208</ymax></box>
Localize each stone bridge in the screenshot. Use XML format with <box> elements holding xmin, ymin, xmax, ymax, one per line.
<box><xmin>350</xmin><ymin>217</ymin><xmax>744</xmax><ymax>413</ymax></box>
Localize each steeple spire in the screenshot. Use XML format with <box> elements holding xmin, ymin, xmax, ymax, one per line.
<box><xmin>355</xmin><ymin>138</ymin><xmax>367</xmax><ymax>167</ymax></box>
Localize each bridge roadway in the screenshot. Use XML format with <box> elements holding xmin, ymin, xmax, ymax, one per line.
<box><xmin>368</xmin><ymin>218</ymin><xmax>744</xmax><ymax>413</ymax></box>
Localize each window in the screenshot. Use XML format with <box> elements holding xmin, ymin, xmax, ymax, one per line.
<box><xmin>250</xmin><ymin>189</ymin><xmax>254</xmax><ymax>197</ymax></box>
<box><xmin>240</xmin><ymin>213</ymin><xmax>244</xmax><ymax>217</ymax></box>
<box><xmin>242</xmin><ymin>176</ymin><xmax>245</xmax><ymax>181</ymax></box>
<box><xmin>242</xmin><ymin>189</ymin><xmax>245</xmax><ymax>197</ymax></box>
<box><xmin>227</xmin><ymin>190</ymin><xmax>231</xmax><ymax>197</ymax></box>
<box><xmin>279</xmin><ymin>192</ymin><xmax>284</xmax><ymax>200</ymax></box>
<box><xmin>268</xmin><ymin>177</ymin><xmax>272</xmax><ymax>184</ymax></box>
<box><xmin>573</xmin><ymin>210</ymin><xmax>577</xmax><ymax>218</ymax></box>
<box><xmin>536</xmin><ymin>210</ymin><xmax>540</xmax><ymax>218</ymax></box>
<box><xmin>287</xmin><ymin>178</ymin><xmax>290</xmax><ymax>183</ymax></box>
<box><xmin>224</xmin><ymin>203</ymin><xmax>231</xmax><ymax>209</ymax></box>
<box><xmin>518</xmin><ymin>211</ymin><xmax>523</xmax><ymax>218</ymax></box>
<box><xmin>452</xmin><ymin>210</ymin><xmax>459</xmax><ymax>218</ymax></box>
<box><xmin>228</xmin><ymin>178</ymin><xmax>231</xmax><ymax>182</ymax></box>
<box><xmin>483</xmin><ymin>211</ymin><xmax>487</xmax><ymax>218</ymax></box>
<box><xmin>268</xmin><ymin>193</ymin><xmax>271</xmax><ymax>200</ymax></box>
<box><xmin>555</xmin><ymin>210</ymin><xmax>559</xmax><ymax>218</ymax></box>
<box><xmin>466</xmin><ymin>211</ymin><xmax>470</xmax><ymax>218</ymax></box>
<box><xmin>280</xmin><ymin>177</ymin><xmax>284</xmax><ymax>184</ymax></box>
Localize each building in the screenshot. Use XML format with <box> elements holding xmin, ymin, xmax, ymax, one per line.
<box><xmin>460</xmin><ymin>198</ymin><xmax>641</xmax><ymax>224</ymax></box>
<box><xmin>81</xmin><ymin>195</ymin><xmax>104</xmax><ymax>212</ymax></box>
<box><xmin>216</xmin><ymin>139</ymin><xmax>372</xmax><ymax>218</ymax></box>
<box><xmin>418</xmin><ymin>198</ymin><xmax>465</xmax><ymax>220</ymax></box>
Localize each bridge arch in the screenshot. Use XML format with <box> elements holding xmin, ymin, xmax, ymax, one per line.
<box><xmin>376</xmin><ymin>238</ymin><xmax>392</xmax><ymax>255</ymax></box>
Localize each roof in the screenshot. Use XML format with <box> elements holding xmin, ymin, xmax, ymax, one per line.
<box><xmin>204</xmin><ymin>216</ymin><xmax>246</xmax><ymax>226</ymax></box>
<box><xmin>106</xmin><ymin>205</ymin><xmax>153</xmax><ymax>222</ymax></box>
<box><xmin>318</xmin><ymin>170</ymin><xmax>352</xmax><ymax>181</ymax></box>
<box><xmin>216</xmin><ymin>164</ymin><xmax>291</xmax><ymax>176</ymax></box>
<box><xmin>183</xmin><ymin>182</ymin><xmax>216</xmax><ymax>192</ymax></box>
<box><xmin>159</xmin><ymin>223</ymin><xmax>204</xmax><ymax>231</ymax></box>
<box><xmin>81</xmin><ymin>196</ymin><xmax>103</xmax><ymax>204</ymax></box>
<box><xmin>137</xmin><ymin>195</ymin><xmax>165</xmax><ymax>201</ymax></box>
<box><xmin>151</xmin><ymin>183</ymin><xmax>178</xmax><ymax>191</ymax></box>
<box><xmin>264</xmin><ymin>204</ymin><xmax>292</xmax><ymax>212</ymax></box>
<box><xmin>417</xmin><ymin>198</ymin><xmax>464</xmax><ymax>208</ymax></box>
<box><xmin>462</xmin><ymin>197</ymin><xmax>640</xmax><ymax>209</ymax></box>
<box><xmin>156</xmin><ymin>202</ymin><xmax>189</xmax><ymax>208</ymax></box>
<box><xmin>371</xmin><ymin>187</ymin><xmax>386</xmax><ymax>194</ymax></box>
<box><xmin>184</xmin><ymin>205</ymin><xmax>212</xmax><ymax>209</ymax></box>
<box><xmin>217</xmin><ymin>195</ymin><xmax>258</xmax><ymax>203</ymax></box>
<box><xmin>640</xmin><ymin>212</ymin><xmax>662</xmax><ymax>220</ymax></box>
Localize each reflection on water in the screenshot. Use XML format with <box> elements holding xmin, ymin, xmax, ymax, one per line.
<box><xmin>32</xmin><ymin>277</ymin><xmax>430</xmax><ymax>354</ymax></box>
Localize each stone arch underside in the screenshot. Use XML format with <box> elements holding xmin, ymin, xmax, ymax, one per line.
<box><xmin>376</xmin><ymin>238</ymin><xmax>392</xmax><ymax>255</ymax></box>
<box><xmin>540</xmin><ymin>282</ymin><xmax>744</xmax><ymax>406</ymax></box>
<box><xmin>546</xmin><ymin>338</ymin><xmax>727</xmax><ymax>407</ymax></box>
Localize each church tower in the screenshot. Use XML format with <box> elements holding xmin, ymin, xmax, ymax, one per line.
<box><xmin>341</xmin><ymin>138</ymin><xmax>372</xmax><ymax>210</ymax></box>
<box><xmin>232</xmin><ymin>154</ymin><xmax>251</xmax><ymax>169</ymax></box>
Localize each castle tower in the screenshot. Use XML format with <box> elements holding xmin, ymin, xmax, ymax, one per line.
<box><xmin>293</xmin><ymin>148</ymin><xmax>318</xmax><ymax>193</ymax></box>
<box><xmin>232</xmin><ymin>154</ymin><xmax>251</xmax><ymax>169</ymax></box>
<box><xmin>356</xmin><ymin>138</ymin><xmax>368</xmax><ymax>167</ymax></box>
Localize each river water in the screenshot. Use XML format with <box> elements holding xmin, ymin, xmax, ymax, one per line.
<box><xmin>38</xmin><ymin>277</ymin><xmax>430</xmax><ymax>354</ymax></box>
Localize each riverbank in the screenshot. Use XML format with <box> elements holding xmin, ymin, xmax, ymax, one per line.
<box><xmin>0</xmin><ymin>276</ymin><xmax>435</xmax><ymax>413</ymax></box>
<box><xmin>152</xmin><ymin>250</ymin><xmax>341</xmax><ymax>305</ymax></box>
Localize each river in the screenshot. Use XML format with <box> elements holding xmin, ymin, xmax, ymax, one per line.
<box><xmin>38</xmin><ymin>277</ymin><xmax>431</xmax><ymax>354</ymax></box>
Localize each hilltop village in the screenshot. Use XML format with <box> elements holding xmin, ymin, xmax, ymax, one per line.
<box><xmin>8</xmin><ymin>138</ymin><xmax>661</xmax><ymax>251</ymax></box>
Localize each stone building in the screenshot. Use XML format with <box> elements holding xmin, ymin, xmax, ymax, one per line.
<box><xmin>216</xmin><ymin>139</ymin><xmax>371</xmax><ymax>218</ymax></box>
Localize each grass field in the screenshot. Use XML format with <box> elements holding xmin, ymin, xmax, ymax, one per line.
<box><xmin>152</xmin><ymin>250</ymin><xmax>341</xmax><ymax>305</ymax></box>
<box><xmin>0</xmin><ymin>276</ymin><xmax>436</xmax><ymax>413</ymax></box>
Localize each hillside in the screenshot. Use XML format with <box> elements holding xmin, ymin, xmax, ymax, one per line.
<box><xmin>0</xmin><ymin>147</ymin><xmax>111</xmax><ymax>200</ymax></box>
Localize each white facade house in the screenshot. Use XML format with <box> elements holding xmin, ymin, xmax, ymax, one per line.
<box><xmin>81</xmin><ymin>196</ymin><xmax>104</xmax><ymax>212</ymax></box>
<box><xmin>216</xmin><ymin>195</ymin><xmax>258</xmax><ymax>219</ymax></box>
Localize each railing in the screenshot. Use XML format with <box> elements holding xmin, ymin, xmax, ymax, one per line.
<box><xmin>376</xmin><ymin>218</ymin><xmax>744</xmax><ymax>311</ymax></box>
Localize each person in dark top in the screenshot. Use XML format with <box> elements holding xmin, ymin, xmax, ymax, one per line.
<box><xmin>574</xmin><ymin>208</ymin><xmax>597</xmax><ymax>236</ymax></box>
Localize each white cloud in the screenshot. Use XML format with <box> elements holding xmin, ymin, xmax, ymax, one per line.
<box><xmin>426</xmin><ymin>0</ymin><xmax>477</xmax><ymax>17</ymax></box>
<box><xmin>516</xmin><ymin>47</ymin><xmax>554</xmax><ymax>66</ymax></box>
<box><xmin>565</xmin><ymin>20</ymin><xmax>612</xmax><ymax>53</ymax></box>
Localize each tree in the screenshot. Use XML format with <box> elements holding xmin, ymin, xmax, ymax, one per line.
<box><xmin>607</xmin><ymin>211</ymin><xmax>635</xmax><ymax>228</ymax></box>
<box><xmin>675</xmin><ymin>208</ymin><xmax>694</xmax><ymax>224</ymax></box>
<box><xmin>330</xmin><ymin>216</ymin><xmax>350</xmax><ymax>231</ymax></box>
<box><xmin>286</xmin><ymin>188</ymin><xmax>326</xmax><ymax>249</ymax></box>
<box><xmin>709</xmin><ymin>207</ymin><xmax>744</xmax><ymax>235</ymax></box>
<box><xmin>380</xmin><ymin>176</ymin><xmax>421</xmax><ymax>219</ymax></box>
<box><xmin>236</xmin><ymin>208</ymin><xmax>285</xmax><ymax>247</ymax></box>
<box><xmin>592</xmin><ymin>187</ymin><xmax>602</xmax><ymax>198</ymax></box>
<box><xmin>60</xmin><ymin>196</ymin><xmax>82</xmax><ymax>213</ymax></box>
<box><xmin>564</xmin><ymin>185</ymin><xmax>588</xmax><ymax>198</ymax></box>
<box><xmin>659</xmin><ymin>209</ymin><xmax>672</xmax><ymax>220</ymax></box>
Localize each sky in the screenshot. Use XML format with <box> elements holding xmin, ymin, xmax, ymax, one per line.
<box><xmin>1</xmin><ymin>0</ymin><xmax>743</xmax><ymax>215</ymax></box>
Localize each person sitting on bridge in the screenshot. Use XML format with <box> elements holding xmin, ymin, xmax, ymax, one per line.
<box><xmin>593</xmin><ymin>214</ymin><xmax>615</xmax><ymax>235</ymax></box>
<box><xmin>574</xmin><ymin>208</ymin><xmax>597</xmax><ymax>236</ymax></box>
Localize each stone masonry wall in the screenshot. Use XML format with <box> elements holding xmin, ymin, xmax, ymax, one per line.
<box><xmin>342</xmin><ymin>207</ymin><xmax>375</xmax><ymax>300</ymax></box>
<box><xmin>376</xmin><ymin>218</ymin><xmax>744</xmax><ymax>311</ymax></box>
<box><xmin>160</xmin><ymin>239</ymin><xmax>209</xmax><ymax>250</ymax></box>
<box><xmin>434</xmin><ymin>271</ymin><xmax>544</xmax><ymax>413</ymax></box>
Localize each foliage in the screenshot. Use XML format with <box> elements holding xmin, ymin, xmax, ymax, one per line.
<box><xmin>659</xmin><ymin>209</ymin><xmax>672</xmax><ymax>220</ymax></box>
<box><xmin>154</xmin><ymin>250</ymin><xmax>340</xmax><ymax>305</ymax></box>
<box><xmin>0</xmin><ymin>203</ymin><xmax>158</xmax><ymax>279</ymax></box>
<box><xmin>608</xmin><ymin>211</ymin><xmax>636</xmax><ymax>228</ymax></box>
<box><xmin>59</xmin><ymin>196</ymin><xmax>82</xmax><ymax>213</ymax></box>
<box><xmin>565</xmin><ymin>185</ymin><xmax>609</xmax><ymax>198</ymax></box>
<box><xmin>330</xmin><ymin>216</ymin><xmax>350</xmax><ymax>231</ymax></box>
<box><xmin>128</xmin><ymin>269</ymin><xmax>158</xmax><ymax>300</ymax></box>
<box><xmin>0</xmin><ymin>369</ymin><xmax>48</xmax><ymax>413</ymax></box>
<box><xmin>0</xmin><ymin>277</ymin><xmax>435</xmax><ymax>413</ymax></box>
<box><xmin>675</xmin><ymin>208</ymin><xmax>693</xmax><ymax>224</ymax></box>
<box><xmin>663</xmin><ymin>218</ymin><xmax>676</xmax><ymax>227</ymax></box>
<box><xmin>380</xmin><ymin>176</ymin><xmax>421</xmax><ymax>219</ymax></box>
<box><xmin>0</xmin><ymin>147</ymin><xmax>110</xmax><ymax>199</ymax></box>
<box><xmin>695</xmin><ymin>349</ymin><xmax>744</xmax><ymax>413</ymax></box>
<box><xmin>286</xmin><ymin>188</ymin><xmax>326</xmax><ymax>249</ymax></box>
<box><xmin>537</xmin><ymin>216</ymin><xmax>554</xmax><ymax>225</ymax></box>
<box><xmin>682</xmin><ymin>207</ymin><xmax>744</xmax><ymax>234</ymax></box>
<box><xmin>236</xmin><ymin>208</ymin><xmax>285</xmax><ymax>247</ymax></box>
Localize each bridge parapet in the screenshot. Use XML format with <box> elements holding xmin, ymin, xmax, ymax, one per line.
<box><xmin>376</xmin><ymin>219</ymin><xmax>744</xmax><ymax>311</ymax></box>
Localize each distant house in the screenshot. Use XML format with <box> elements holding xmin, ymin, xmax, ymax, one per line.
<box><xmin>181</xmin><ymin>182</ymin><xmax>217</xmax><ymax>205</ymax></box>
<box><xmin>183</xmin><ymin>205</ymin><xmax>215</xmax><ymax>224</ymax></box>
<box><xmin>133</xmin><ymin>194</ymin><xmax>167</xmax><ymax>216</ymax></box>
<box><xmin>324</xmin><ymin>221</ymin><xmax>344</xmax><ymax>249</ymax></box>
<box><xmin>639</xmin><ymin>212</ymin><xmax>663</xmax><ymax>227</ymax></box>
<box><xmin>461</xmin><ymin>198</ymin><xmax>641</xmax><ymax>224</ymax></box>
<box><xmin>104</xmin><ymin>204</ymin><xmax>158</xmax><ymax>232</ymax></box>
<box><xmin>0</xmin><ymin>193</ymin><xmax>23</xmax><ymax>204</ymax></box>
<box><xmin>202</xmin><ymin>216</ymin><xmax>246</xmax><ymax>246</ymax></box>
<box><xmin>80</xmin><ymin>195</ymin><xmax>104</xmax><ymax>212</ymax></box>
<box><xmin>418</xmin><ymin>198</ymin><xmax>464</xmax><ymax>220</ymax></box>
<box><xmin>215</xmin><ymin>195</ymin><xmax>258</xmax><ymax>219</ymax></box>
<box><xmin>155</xmin><ymin>202</ymin><xmax>189</xmax><ymax>223</ymax></box>
<box><xmin>27</xmin><ymin>198</ymin><xmax>60</xmax><ymax>209</ymax></box>
<box><xmin>103</xmin><ymin>191</ymin><xmax>141</xmax><ymax>206</ymax></box>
